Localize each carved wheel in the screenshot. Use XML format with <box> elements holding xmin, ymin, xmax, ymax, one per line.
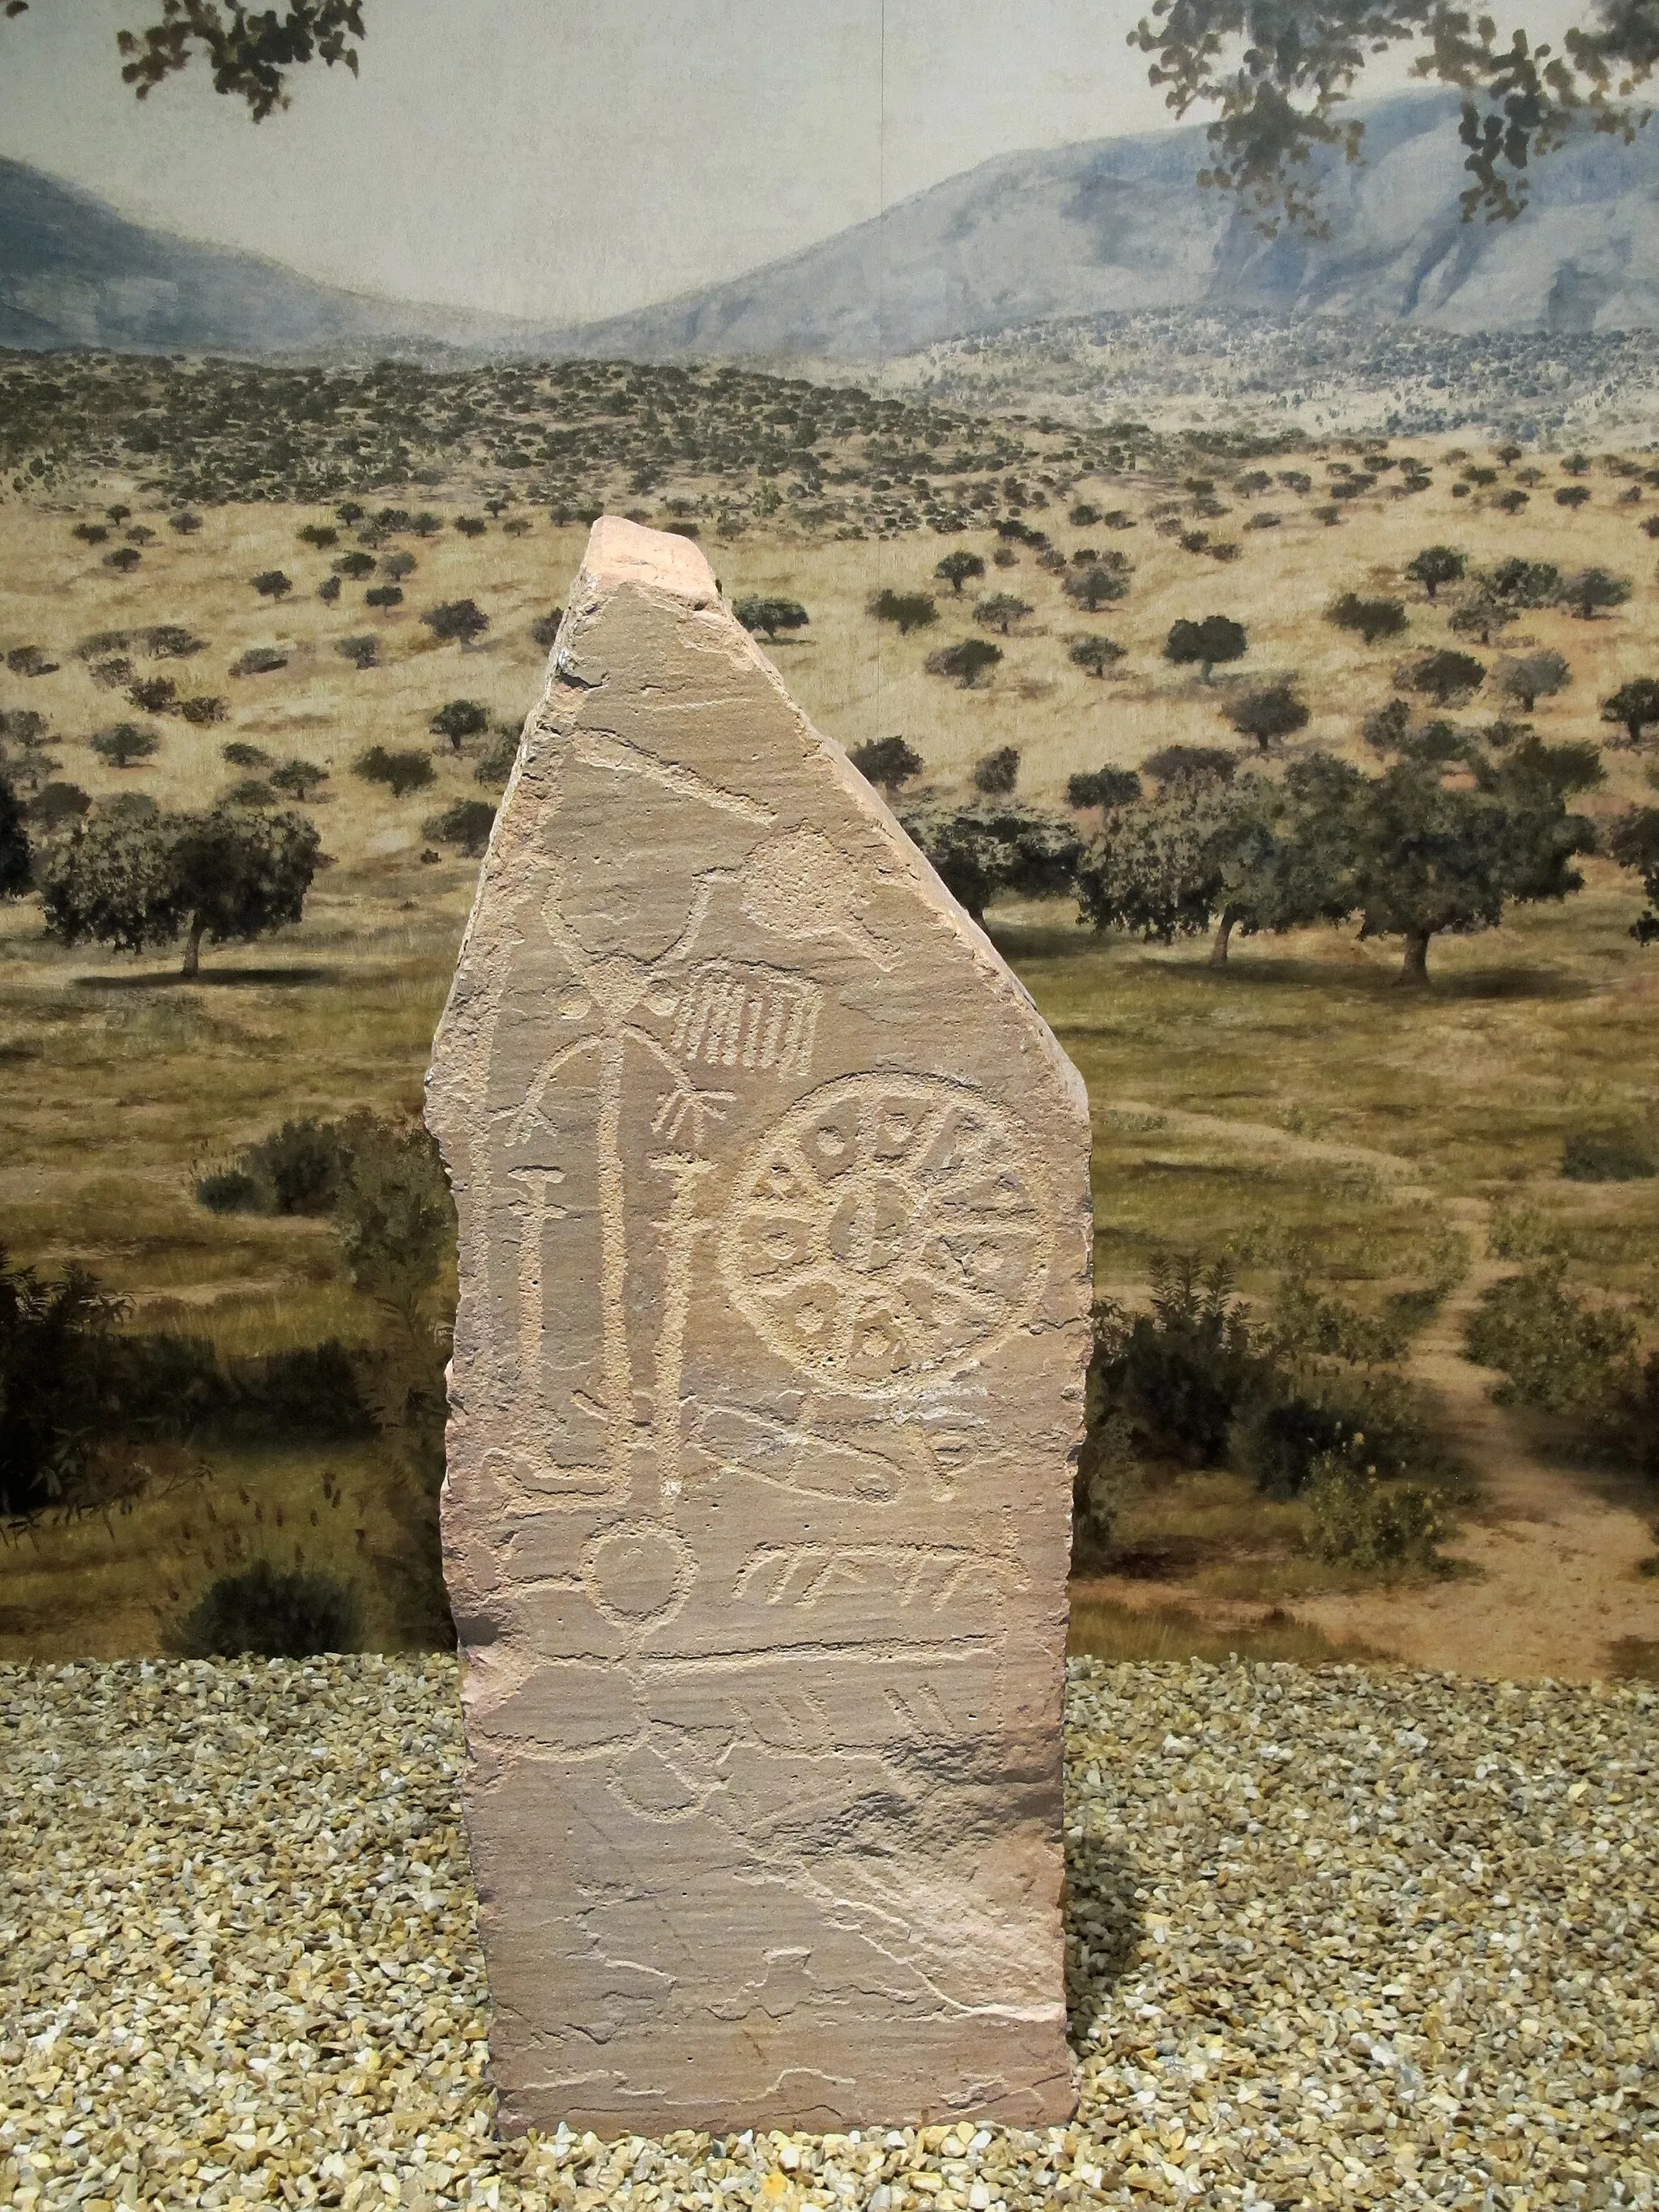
<box><xmin>718</xmin><ymin>1074</ymin><xmax>1052</xmax><ymax>1397</ymax></box>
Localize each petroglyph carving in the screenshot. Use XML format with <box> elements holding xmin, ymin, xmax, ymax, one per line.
<box><xmin>428</xmin><ymin>517</ymin><xmax>1090</xmax><ymax>2138</ymax></box>
<box><xmin>719</xmin><ymin>1074</ymin><xmax>1052</xmax><ymax>1397</ymax></box>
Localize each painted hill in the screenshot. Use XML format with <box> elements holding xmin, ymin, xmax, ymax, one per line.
<box><xmin>0</xmin><ymin>157</ymin><xmax>539</xmax><ymax>361</ymax></box>
<box><xmin>4</xmin><ymin>88</ymin><xmax>1657</xmax><ymax>369</ymax></box>
<box><xmin>548</xmin><ymin>91</ymin><xmax>1659</xmax><ymax>362</ymax></box>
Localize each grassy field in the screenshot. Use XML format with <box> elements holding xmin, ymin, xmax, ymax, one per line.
<box><xmin>2</xmin><ymin>427</ymin><xmax>1657</xmax><ymax>1664</ymax></box>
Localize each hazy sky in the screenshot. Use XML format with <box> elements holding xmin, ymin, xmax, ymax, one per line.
<box><xmin>0</xmin><ymin>0</ymin><xmax>1590</xmax><ymax>326</ymax></box>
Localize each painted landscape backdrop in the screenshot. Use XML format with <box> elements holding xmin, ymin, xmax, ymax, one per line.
<box><xmin>3</xmin><ymin>79</ymin><xmax>1659</xmax><ymax>1679</ymax></box>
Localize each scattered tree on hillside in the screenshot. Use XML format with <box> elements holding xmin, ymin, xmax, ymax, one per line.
<box><xmin>1069</xmin><ymin>636</ymin><xmax>1126</xmax><ymax>677</ymax></box>
<box><xmin>7</xmin><ymin>645</ymin><xmax>58</xmax><ymax>678</ymax></box>
<box><xmin>231</xmin><ymin>647</ymin><xmax>288</xmax><ymax>676</ymax></box>
<box><xmin>1223</xmin><ymin>682</ymin><xmax>1310</xmax><ymax>752</ymax></box>
<box><xmin>0</xmin><ymin>776</ymin><xmax>30</xmax><ymax>898</ymax></box>
<box><xmin>1609</xmin><ymin>807</ymin><xmax>1659</xmax><ymax>944</ymax></box>
<box><xmin>1397</xmin><ymin>649</ymin><xmax>1486</xmax><ymax>706</ymax></box>
<box><xmin>735</xmin><ymin>595</ymin><xmax>811</xmax><ymax>640</ymax></box>
<box><xmin>380</xmin><ymin>549</ymin><xmax>417</xmax><ymax>584</ymax></box>
<box><xmin>335</xmin><ymin>634</ymin><xmax>378</xmax><ymax>670</ymax></box>
<box><xmin>104</xmin><ymin>548</ymin><xmax>141</xmax><ymax>573</ymax></box>
<box><xmin>37</xmin><ymin>805</ymin><xmax>322</xmax><ymax>977</ymax></box>
<box><xmin>975</xmin><ymin>594</ymin><xmax>1032</xmax><ymax>636</ymax></box>
<box><xmin>1555</xmin><ymin>484</ymin><xmax>1593</xmax><ymax>510</ymax></box>
<box><xmin>223</xmin><ymin>742</ymin><xmax>271</xmax><ymax>769</ymax></box>
<box><xmin>89</xmin><ymin>724</ymin><xmax>160</xmax><ymax>770</ymax></box>
<box><xmin>1346</xmin><ymin>742</ymin><xmax>1599</xmax><ymax>982</ymax></box>
<box><xmin>251</xmin><ymin>569</ymin><xmax>292</xmax><ymax>600</ymax></box>
<box><xmin>1326</xmin><ymin>592</ymin><xmax>1407</xmax><ymax>646</ymax></box>
<box><xmin>935</xmin><ymin>551</ymin><xmax>985</xmax><ymax>595</ymax></box>
<box><xmin>333</xmin><ymin>551</ymin><xmax>375</xmax><ymax>581</ymax></box>
<box><xmin>866</xmin><ymin>590</ymin><xmax>936</xmax><ymax>634</ymax></box>
<box><xmin>353</xmin><ymin>747</ymin><xmax>434</xmax><ymax>798</ymax></box>
<box><xmin>897</xmin><ymin>800</ymin><xmax>1082</xmax><ymax>927</ymax></box>
<box><xmin>848</xmin><ymin>736</ymin><xmax>923</xmax><ymax>796</ymax></box>
<box><xmin>317</xmin><ymin>574</ymin><xmax>342</xmax><ymax>603</ymax></box>
<box><xmin>1405</xmin><ymin>545</ymin><xmax>1466</xmax><ymax>601</ymax></box>
<box><xmin>1164</xmin><ymin>615</ymin><xmax>1247</xmax><ymax>683</ymax></box>
<box><xmin>973</xmin><ymin>746</ymin><xmax>1021</xmax><ymax>796</ymax></box>
<box><xmin>1448</xmin><ymin>590</ymin><xmax>1517</xmax><ymax>646</ymax></box>
<box><xmin>1068</xmin><ymin>766</ymin><xmax>1143</xmax><ymax>810</ymax></box>
<box><xmin>421</xmin><ymin>599</ymin><xmax>489</xmax><ymax>646</ymax></box>
<box><xmin>1559</xmin><ymin>567</ymin><xmax>1632</xmax><ymax>620</ymax></box>
<box><xmin>269</xmin><ymin>758</ymin><xmax>329</xmax><ymax>801</ymax></box>
<box><xmin>1497</xmin><ymin>650</ymin><xmax>1572</xmax><ymax>714</ymax></box>
<box><xmin>1076</xmin><ymin>756</ymin><xmax>1359</xmax><ymax>965</ymax></box>
<box><xmin>1064</xmin><ymin>561</ymin><xmax>1131</xmax><ymax>612</ymax></box>
<box><xmin>421</xmin><ymin>799</ymin><xmax>497</xmax><ymax>858</ymax></box>
<box><xmin>365</xmin><ymin>585</ymin><xmax>403</xmax><ymax>609</ymax></box>
<box><xmin>924</xmin><ymin>639</ymin><xmax>1002</xmax><ymax>688</ymax></box>
<box><xmin>1143</xmin><ymin>744</ymin><xmax>1239</xmax><ymax>789</ymax></box>
<box><xmin>1601</xmin><ymin>679</ymin><xmax>1659</xmax><ymax>747</ymax></box>
<box><xmin>429</xmin><ymin>700</ymin><xmax>489</xmax><ymax>751</ymax></box>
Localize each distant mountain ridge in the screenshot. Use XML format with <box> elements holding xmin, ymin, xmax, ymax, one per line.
<box><xmin>545</xmin><ymin>90</ymin><xmax>1659</xmax><ymax>362</ymax></box>
<box><xmin>0</xmin><ymin>157</ymin><xmax>541</xmax><ymax>362</ymax></box>
<box><xmin>3</xmin><ymin>88</ymin><xmax>1657</xmax><ymax>369</ymax></box>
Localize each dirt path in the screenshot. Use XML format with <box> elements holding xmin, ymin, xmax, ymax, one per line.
<box><xmin>1081</xmin><ymin>1115</ymin><xmax>1659</xmax><ymax>1682</ymax></box>
<box><xmin>1293</xmin><ymin>1194</ymin><xmax>1659</xmax><ymax>1680</ymax></box>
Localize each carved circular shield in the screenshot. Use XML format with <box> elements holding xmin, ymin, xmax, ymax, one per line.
<box><xmin>718</xmin><ymin>1074</ymin><xmax>1052</xmax><ymax>1397</ymax></box>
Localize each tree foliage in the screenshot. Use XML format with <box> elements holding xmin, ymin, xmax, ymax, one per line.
<box><xmin>1164</xmin><ymin>613</ymin><xmax>1247</xmax><ymax>680</ymax></box>
<box><xmin>1126</xmin><ymin>0</ymin><xmax>1659</xmax><ymax>233</ymax></box>
<box><xmin>0</xmin><ymin>775</ymin><xmax>30</xmax><ymax>898</ymax></box>
<box><xmin>1222</xmin><ymin>680</ymin><xmax>1310</xmax><ymax>751</ymax></box>
<box><xmin>866</xmin><ymin>590</ymin><xmax>936</xmax><ymax>634</ymax></box>
<box><xmin>923</xmin><ymin>638</ymin><xmax>1003</xmax><ymax>688</ymax></box>
<box><xmin>1601</xmin><ymin>677</ymin><xmax>1659</xmax><ymax>746</ymax></box>
<box><xmin>736</xmin><ymin>595</ymin><xmax>812</xmax><ymax>639</ymax></box>
<box><xmin>898</xmin><ymin>799</ymin><xmax>1083</xmax><ymax>925</ymax></box>
<box><xmin>973</xmin><ymin>745</ymin><xmax>1021</xmax><ymax>795</ymax></box>
<box><xmin>847</xmin><ymin>735</ymin><xmax>923</xmax><ymax>795</ymax></box>
<box><xmin>37</xmin><ymin>804</ymin><xmax>322</xmax><ymax>975</ymax></box>
<box><xmin>1326</xmin><ymin>592</ymin><xmax>1407</xmax><ymax>646</ymax></box>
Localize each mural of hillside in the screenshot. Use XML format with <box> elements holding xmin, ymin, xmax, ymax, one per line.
<box><xmin>548</xmin><ymin>90</ymin><xmax>1659</xmax><ymax>362</ymax></box>
<box><xmin>0</xmin><ymin>156</ymin><xmax>540</xmax><ymax>361</ymax></box>
<box><xmin>6</xmin><ymin>90</ymin><xmax>1659</xmax><ymax>372</ymax></box>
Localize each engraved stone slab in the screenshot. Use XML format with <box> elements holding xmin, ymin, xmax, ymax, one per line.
<box><xmin>426</xmin><ymin>516</ymin><xmax>1092</xmax><ymax>2140</ymax></box>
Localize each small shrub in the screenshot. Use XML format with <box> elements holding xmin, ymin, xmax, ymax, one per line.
<box><xmin>1562</xmin><ymin>1127</ymin><xmax>1657</xmax><ymax>1182</ymax></box>
<box><xmin>251</xmin><ymin>570</ymin><xmax>292</xmax><ymax>600</ymax></box>
<box><xmin>224</xmin><ymin>778</ymin><xmax>275</xmax><ymax>808</ymax></box>
<box><xmin>866</xmin><ymin>591</ymin><xmax>935</xmax><ymax>634</ymax></box>
<box><xmin>473</xmin><ymin>733</ymin><xmax>519</xmax><ymax>789</ymax></box>
<box><xmin>848</xmin><ymin>735</ymin><xmax>923</xmax><ymax>794</ymax></box>
<box><xmin>529</xmin><ymin>607</ymin><xmax>564</xmax><ymax>649</ymax></box>
<box><xmin>1465</xmin><ymin>1262</ymin><xmax>1640</xmax><ymax>1422</ymax></box>
<box><xmin>421</xmin><ymin>599</ymin><xmax>489</xmax><ymax>645</ymax></box>
<box><xmin>365</xmin><ymin>586</ymin><xmax>403</xmax><ymax>610</ymax></box>
<box><xmin>336</xmin><ymin>634</ymin><xmax>378</xmax><ymax>670</ymax></box>
<box><xmin>126</xmin><ymin>676</ymin><xmax>178</xmax><ymax>714</ymax></box>
<box><xmin>159</xmin><ymin>1559</ymin><xmax>364</xmax><ymax>1660</ymax></box>
<box><xmin>1306</xmin><ymin>1445</ymin><xmax>1444</xmax><ymax>1568</ymax></box>
<box><xmin>195</xmin><ymin>1166</ymin><xmax>266</xmax><ymax>1213</ymax></box>
<box><xmin>222</xmin><ymin>741</ymin><xmax>271</xmax><ymax>769</ymax></box>
<box><xmin>973</xmin><ymin>745</ymin><xmax>1020</xmax><ymax>795</ymax></box>
<box><xmin>422</xmin><ymin>798</ymin><xmax>497</xmax><ymax>856</ymax></box>
<box><xmin>231</xmin><ymin>647</ymin><xmax>288</xmax><ymax>677</ymax></box>
<box><xmin>1067</xmin><ymin>766</ymin><xmax>1141</xmax><ymax>810</ymax></box>
<box><xmin>923</xmin><ymin>638</ymin><xmax>1002</xmax><ymax>688</ymax></box>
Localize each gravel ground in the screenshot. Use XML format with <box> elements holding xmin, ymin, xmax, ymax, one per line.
<box><xmin>2</xmin><ymin>1652</ymin><xmax>1656</xmax><ymax>2211</ymax></box>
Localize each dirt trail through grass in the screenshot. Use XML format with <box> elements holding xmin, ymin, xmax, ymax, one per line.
<box><xmin>1293</xmin><ymin>1194</ymin><xmax>1659</xmax><ymax>1680</ymax></box>
<box><xmin>1081</xmin><ymin>1107</ymin><xmax>1659</xmax><ymax>1681</ymax></box>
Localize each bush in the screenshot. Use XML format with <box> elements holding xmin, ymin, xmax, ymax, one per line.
<box><xmin>1091</xmin><ymin>1258</ymin><xmax>1265</xmax><ymax>1467</ymax></box>
<box><xmin>196</xmin><ymin>1115</ymin><xmax>360</xmax><ymax>1217</ymax></box>
<box><xmin>866</xmin><ymin>590</ymin><xmax>934</xmax><ymax>634</ymax></box>
<box><xmin>973</xmin><ymin>745</ymin><xmax>1020</xmax><ymax>795</ymax></box>
<box><xmin>222</xmin><ymin>740</ymin><xmax>271</xmax><ymax>769</ymax></box>
<box><xmin>430</xmin><ymin>699</ymin><xmax>489</xmax><ymax>749</ymax></box>
<box><xmin>422</xmin><ymin>798</ymin><xmax>497</xmax><ymax>856</ymax></box>
<box><xmin>529</xmin><ymin>607</ymin><xmax>564</xmax><ymax>650</ymax></box>
<box><xmin>1306</xmin><ymin>1445</ymin><xmax>1444</xmax><ymax>1568</ymax></box>
<box><xmin>365</xmin><ymin>586</ymin><xmax>403</xmax><ymax>610</ymax></box>
<box><xmin>1069</xmin><ymin>636</ymin><xmax>1126</xmax><ymax>677</ymax></box>
<box><xmin>923</xmin><ymin>638</ymin><xmax>1001</xmax><ymax>688</ymax></box>
<box><xmin>231</xmin><ymin>647</ymin><xmax>288</xmax><ymax>677</ymax></box>
<box><xmin>251</xmin><ymin>570</ymin><xmax>292</xmax><ymax>600</ymax></box>
<box><xmin>179</xmin><ymin>695</ymin><xmax>227</xmax><ymax>726</ymax></box>
<box><xmin>159</xmin><ymin>1559</ymin><xmax>364</xmax><ymax>1660</ymax></box>
<box><xmin>849</xmin><ymin>735</ymin><xmax>923</xmax><ymax>793</ymax></box>
<box><xmin>336</xmin><ymin>635</ymin><xmax>378</xmax><ymax>670</ymax></box>
<box><xmin>421</xmin><ymin>599</ymin><xmax>489</xmax><ymax>646</ymax></box>
<box><xmin>1326</xmin><ymin>593</ymin><xmax>1407</xmax><ymax>646</ymax></box>
<box><xmin>89</xmin><ymin>722</ymin><xmax>161</xmax><ymax>770</ymax></box>
<box><xmin>1067</xmin><ymin>766</ymin><xmax>1141</xmax><ymax>810</ymax></box>
<box><xmin>1561</xmin><ymin>1127</ymin><xmax>1657</xmax><ymax>1182</ymax></box>
<box><xmin>354</xmin><ymin>745</ymin><xmax>435</xmax><ymax>797</ymax></box>
<box><xmin>473</xmin><ymin>733</ymin><xmax>519</xmax><ymax>789</ymax></box>
<box><xmin>1465</xmin><ymin>1262</ymin><xmax>1640</xmax><ymax>1423</ymax></box>
<box><xmin>225</xmin><ymin>778</ymin><xmax>275</xmax><ymax>808</ymax></box>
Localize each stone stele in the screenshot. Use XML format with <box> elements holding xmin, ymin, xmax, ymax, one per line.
<box><xmin>426</xmin><ymin>515</ymin><xmax>1091</xmax><ymax>2140</ymax></box>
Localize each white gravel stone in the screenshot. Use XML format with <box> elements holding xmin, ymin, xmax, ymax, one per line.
<box><xmin>2</xmin><ymin>1652</ymin><xmax>1654</xmax><ymax>2210</ymax></box>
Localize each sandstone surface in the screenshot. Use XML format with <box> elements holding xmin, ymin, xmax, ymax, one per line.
<box><xmin>426</xmin><ymin>516</ymin><xmax>1092</xmax><ymax>2138</ymax></box>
